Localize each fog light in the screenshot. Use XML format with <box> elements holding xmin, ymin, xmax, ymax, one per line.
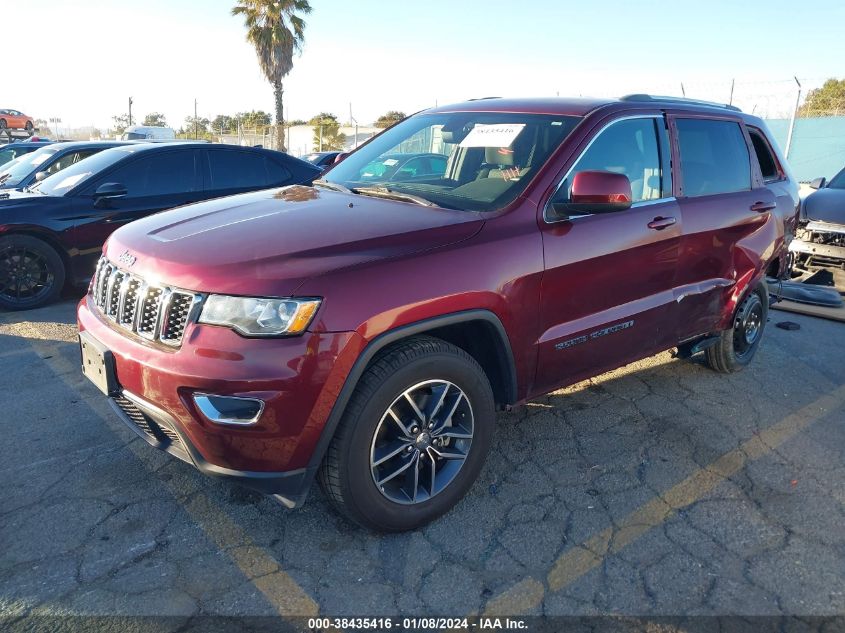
<box><xmin>193</xmin><ymin>393</ymin><xmax>265</xmax><ymax>426</ymax></box>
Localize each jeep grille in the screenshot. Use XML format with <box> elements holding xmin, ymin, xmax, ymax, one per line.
<box><xmin>90</xmin><ymin>256</ymin><xmax>200</xmax><ymax>348</ymax></box>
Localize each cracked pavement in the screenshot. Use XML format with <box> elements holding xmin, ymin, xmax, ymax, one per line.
<box><xmin>1</xmin><ymin>295</ymin><xmax>843</xmax><ymax>625</ymax></box>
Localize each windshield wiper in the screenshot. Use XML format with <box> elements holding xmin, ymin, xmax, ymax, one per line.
<box><xmin>351</xmin><ymin>186</ymin><xmax>439</xmax><ymax>208</ymax></box>
<box><xmin>312</xmin><ymin>179</ymin><xmax>351</xmax><ymax>193</ymax></box>
<box><xmin>0</xmin><ymin>173</ymin><xmax>11</xmax><ymax>185</ymax></box>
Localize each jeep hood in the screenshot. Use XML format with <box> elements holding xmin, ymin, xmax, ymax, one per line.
<box><xmin>803</xmin><ymin>188</ymin><xmax>845</xmax><ymax>225</ymax></box>
<box><xmin>105</xmin><ymin>186</ymin><xmax>484</xmax><ymax>296</ymax></box>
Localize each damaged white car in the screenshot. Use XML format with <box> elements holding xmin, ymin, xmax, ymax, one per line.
<box><xmin>791</xmin><ymin>168</ymin><xmax>845</xmax><ymax>268</ymax></box>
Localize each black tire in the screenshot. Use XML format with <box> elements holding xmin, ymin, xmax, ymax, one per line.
<box><xmin>0</xmin><ymin>119</ymin><xmax>6</xmax><ymax>130</ymax></box>
<box><xmin>0</xmin><ymin>235</ymin><xmax>65</xmax><ymax>310</ymax></box>
<box><xmin>25</xmin><ymin>121</ymin><xmax>33</xmax><ymax>132</ymax></box>
<box><xmin>318</xmin><ymin>335</ymin><xmax>495</xmax><ymax>532</ymax></box>
<box><xmin>704</xmin><ymin>283</ymin><xmax>768</xmax><ymax>373</ymax></box>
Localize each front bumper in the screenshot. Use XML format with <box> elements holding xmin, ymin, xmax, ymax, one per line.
<box><xmin>790</xmin><ymin>221</ymin><xmax>845</xmax><ymax>264</ymax></box>
<box><xmin>78</xmin><ymin>295</ymin><xmax>363</xmax><ymax>506</ymax></box>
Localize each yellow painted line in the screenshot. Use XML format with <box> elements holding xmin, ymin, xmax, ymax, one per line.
<box><xmin>488</xmin><ymin>382</ymin><xmax>845</xmax><ymax>612</ymax></box>
<box><xmin>1</xmin><ymin>319</ymin><xmax>318</xmax><ymax>617</ymax></box>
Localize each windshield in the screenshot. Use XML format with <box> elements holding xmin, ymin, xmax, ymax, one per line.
<box><xmin>34</xmin><ymin>147</ymin><xmax>129</xmax><ymax>196</ymax></box>
<box><xmin>0</xmin><ymin>147</ymin><xmax>59</xmax><ymax>186</ymax></box>
<box><xmin>828</xmin><ymin>168</ymin><xmax>845</xmax><ymax>189</ymax></box>
<box><xmin>323</xmin><ymin>112</ymin><xmax>580</xmax><ymax>211</ymax></box>
<box><xmin>122</xmin><ymin>132</ymin><xmax>148</xmax><ymax>140</ymax></box>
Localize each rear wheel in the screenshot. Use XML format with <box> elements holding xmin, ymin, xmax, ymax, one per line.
<box><xmin>0</xmin><ymin>119</ymin><xmax>6</xmax><ymax>130</ymax></box>
<box><xmin>704</xmin><ymin>283</ymin><xmax>768</xmax><ymax>373</ymax></box>
<box><xmin>0</xmin><ymin>235</ymin><xmax>65</xmax><ymax>310</ymax></box>
<box><xmin>318</xmin><ymin>336</ymin><xmax>495</xmax><ymax>531</ymax></box>
<box><xmin>24</xmin><ymin>121</ymin><xmax>33</xmax><ymax>132</ymax></box>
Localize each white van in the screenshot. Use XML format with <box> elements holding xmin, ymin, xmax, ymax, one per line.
<box><xmin>120</xmin><ymin>125</ymin><xmax>176</xmax><ymax>141</ymax></box>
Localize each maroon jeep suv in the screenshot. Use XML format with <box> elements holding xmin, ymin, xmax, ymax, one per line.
<box><xmin>77</xmin><ymin>95</ymin><xmax>798</xmax><ymax>531</ymax></box>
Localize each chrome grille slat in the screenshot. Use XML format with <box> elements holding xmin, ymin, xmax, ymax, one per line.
<box><xmin>89</xmin><ymin>256</ymin><xmax>199</xmax><ymax>348</ymax></box>
<box><xmin>106</xmin><ymin>270</ymin><xmax>125</xmax><ymax>320</ymax></box>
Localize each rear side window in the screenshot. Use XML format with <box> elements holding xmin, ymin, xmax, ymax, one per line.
<box><xmin>747</xmin><ymin>128</ymin><xmax>781</xmax><ymax>181</ymax></box>
<box><xmin>208</xmin><ymin>150</ymin><xmax>289</xmax><ymax>189</ymax></box>
<box><xmin>676</xmin><ymin>119</ymin><xmax>751</xmax><ymax>196</ymax></box>
<box><xmin>106</xmin><ymin>151</ymin><xmax>197</xmax><ymax>197</ymax></box>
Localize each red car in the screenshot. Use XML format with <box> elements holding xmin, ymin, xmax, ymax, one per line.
<box><xmin>78</xmin><ymin>95</ymin><xmax>798</xmax><ymax>531</ymax></box>
<box><xmin>0</xmin><ymin>109</ymin><xmax>35</xmax><ymax>131</ymax></box>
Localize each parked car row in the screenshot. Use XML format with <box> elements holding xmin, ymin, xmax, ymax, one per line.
<box><xmin>73</xmin><ymin>95</ymin><xmax>799</xmax><ymax>531</ymax></box>
<box><xmin>0</xmin><ymin>142</ymin><xmax>320</xmax><ymax>309</ymax></box>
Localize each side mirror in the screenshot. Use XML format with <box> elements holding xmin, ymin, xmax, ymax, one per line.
<box><xmin>34</xmin><ymin>171</ymin><xmax>48</xmax><ymax>182</ymax></box>
<box><xmin>333</xmin><ymin>152</ymin><xmax>349</xmax><ymax>164</ymax></box>
<box><xmin>93</xmin><ymin>182</ymin><xmax>127</xmax><ymax>199</ymax></box>
<box><xmin>809</xmin><ymin>177</ymin><xmax>826</xmax><ymax>190</ymax></box>
<box><xmin>550</xmin><ymin>170</ymin><xmax>632</xmax><ymax>219</ymax></box>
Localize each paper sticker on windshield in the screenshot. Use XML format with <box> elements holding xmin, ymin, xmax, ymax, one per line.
<box><xmin>382</xmin><ymin>158</ymin><xmax>399</xmax><ymax>166</ymax></box>
<box><xmin>459</xmin><ymin>124</ymin><xmax>525</xmax><ymax>148</ymax></box>
<box><xmin>52</xmin><ymin>173</ymin><xmax>88</xmax><ymax>190</ymax></box>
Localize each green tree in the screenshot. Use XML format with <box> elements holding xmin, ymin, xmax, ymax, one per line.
<box><xmin>798</xmin><ymin>78</ymin><xmax>845</xmax><ymax>117</ymax></box>
<box><xmin>308</xmin><ymin>112</ymin><xmax>337</xmax><ymax>126</ymax></box>
<box><xmin>212</xmin><ymin>115</ymin><xmax>236</xmax><ymax>133</ymax></box>
<box><xmin>238</xmin><ymin>110</ymin><xmax>273</xmax><ymax>132</ymax></box>
<box><xmin>288</xmin><ymin>118</ymin><xmax>307</xmax><ymax>126</ymax></box>
<box><xmin>143</xmin><ymin>112</ymin><xmax>168</xmax><ymax>127</ymax></box>
<box><xmin>232</xmin><ymin>0</ymin><xmax>312</xmax><ymax>151</ymax></box>
<box><xmin>182</xmin><ymin>115</ymin><xmax>211</xmax><ymax>139</ymax></box>
<box><xmin>374</xmin><ymin>110</ymin><xmax>406</xmax><ymax>128</ymax></box>
<box><xmin>310</xmin><ymin>114</ymin><xmax>346</xmax><ymax>151</ymax></box>
<box><xmin>112</xmin><ymin>114</ymin><xmax>130</xmax><ymax>135</ymax></box>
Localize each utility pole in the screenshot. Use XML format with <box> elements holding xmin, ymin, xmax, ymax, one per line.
<box><xmin>194</xmin><ymin>99</ymin><xmax>198</xmax><ymax>140</ymax></box>
<box><xmin>784</xmin><ymin>77</ymin><xmax>802</xmax><ymax>159</ymax></box>
<box><xmin>128</xmin><ymin>97</ymin><xmax>133</xmax><ymax>126</ymax></box>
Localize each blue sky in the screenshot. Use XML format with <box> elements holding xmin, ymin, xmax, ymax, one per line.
<box><xmin>8</xmin><ymin>0</ymin><xmax>845</xmax><ymax>131</ymax></box>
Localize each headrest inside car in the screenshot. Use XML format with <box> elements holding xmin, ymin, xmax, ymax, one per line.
<box><xmin>485</xmin><ymin>147</ymin><xmax>515</xmax><ymax>166</ymax></box>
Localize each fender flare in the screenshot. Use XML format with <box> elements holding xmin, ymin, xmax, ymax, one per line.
<box><xmin>718</xmin><ymin>268</ymin><xmax>769</xmax><ymax>331</ymax></box>
<box><xmin>296</xmin><ymin>309</ymin><xmax>517</xmax><ymax>505</ymax></box>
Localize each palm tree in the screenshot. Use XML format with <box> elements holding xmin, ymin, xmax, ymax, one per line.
<box><xmin>232</xmin><ymin>0</ymin><xmax>312</xmax><ymax>151</ymax></box>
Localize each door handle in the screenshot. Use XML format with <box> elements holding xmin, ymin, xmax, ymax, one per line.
<box><xmin>647</xmin><ymin>216</ymin><xmax>676</xmax><ymax>230</ymax></box>
<box><xmin>750</xmin><ymin>201</ymin><xmax>776</xmax><ymax>213</ymax></box>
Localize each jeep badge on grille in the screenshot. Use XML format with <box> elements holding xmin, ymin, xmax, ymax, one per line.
<box><xmin>118</xmin><ymin>250</ymin><xmax>137</xmax><ymax>267</ymax></box>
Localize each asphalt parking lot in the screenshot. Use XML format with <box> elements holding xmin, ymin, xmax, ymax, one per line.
<box><xmin>1</xmin><ymin>293</ymin><xmax>844</xmax><ymax>628</ymax></box>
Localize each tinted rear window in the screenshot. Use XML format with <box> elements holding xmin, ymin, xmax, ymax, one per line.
<box><xmin>676</xmin><ymin>119</ymin><xmax>751</xmax><ymax>196</ymax></box>
<box><xmin>748</xmin><ymin>128</ymin><xmax>780</xmax><ymax>181</ymax></box>
<box><xmin>207</xmin><ymin>150</ymin><xmax>290</xmax><ymax>189</ymax></box>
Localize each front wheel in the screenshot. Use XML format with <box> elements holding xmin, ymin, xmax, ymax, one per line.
<box><xmin>0</xmin><ymin>119</ymin><xmax>6</xmax><ymax>130</ymax></box>
<box><xmin>25</xmin><ymin>121</ymin><xmax>33</xmax><ymax>132</ymax></box>
<box><xmin>0</xmin><ymin>235</ymin><xmax>66</xmax><ymax>310</ymax></box>
<box><xmin>318</xmin><ymin>336</ymin><xmax>495</xmax><ymax>531</ymax></box>
<box><xmin>704</xmin><ymin>283</ymin><xmax>768</xmax><ymax>373</ymax></box>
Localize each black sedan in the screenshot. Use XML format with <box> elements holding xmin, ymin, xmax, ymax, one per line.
<box><xmin>790</xmin><ymin>167</ymin><xmax>845</xmax><ymax>268</ymax></box>
<box><xmin>0</xmin><ymin>142</ymin><xmax>320</xmax><ymax>309</ymax></box>
<box><xmin>0</xmin><ymin>141</ymin><xmax>128</xmax><ymax>190</ymax></box>
<box><xmin>0</xmin><ymin>140</ymin><xmax>55</xmax><ymax>167</ymax></box>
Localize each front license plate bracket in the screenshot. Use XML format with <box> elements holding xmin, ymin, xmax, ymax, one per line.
<box><xmin>79</xmin><ymin>331</ymin><xmax>119</xmax><ymax>396</ymax></box>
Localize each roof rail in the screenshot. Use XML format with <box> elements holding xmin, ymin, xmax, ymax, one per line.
<box><xmin>467</xmin><ymin>96</ymin><xmax>501</xmax><ymax>101</ymax></box>
<box><xmin>620</xmin><ymin>94</ymin><xmax>742</xmax><ymax>112</ymax></box>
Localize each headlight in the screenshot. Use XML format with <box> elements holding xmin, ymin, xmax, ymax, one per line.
<box><xmin>198</xmin><ymin>295</ymin><xmax>321</xmax><ymax>336</ymax></box>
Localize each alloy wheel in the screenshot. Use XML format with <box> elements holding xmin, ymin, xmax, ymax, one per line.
<box><xmin>370</xmin><ymin>379</ymin><xmax>474</xmax><ymax>505</ymax></box>
<box><xmin>0</xmin><ymin>246</ymin><xmax>55</xmax><ymax>304</ymax></box>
